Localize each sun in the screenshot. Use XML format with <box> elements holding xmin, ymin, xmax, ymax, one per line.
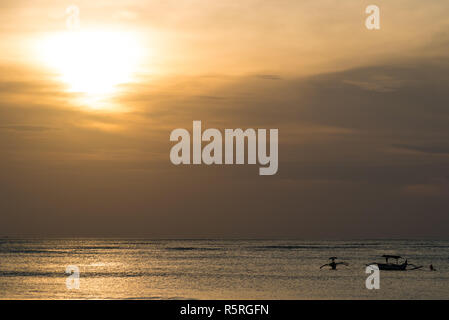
<box><xmin>39</xmin><ymin>29</ymin><xmax>143</xmax><ymax>109</ymax></box>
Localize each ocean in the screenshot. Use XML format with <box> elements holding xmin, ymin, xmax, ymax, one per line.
<box><xmin>0</xmin><ymin>239</ymin><xmax>448</xmax><ymax>299</ymax></box>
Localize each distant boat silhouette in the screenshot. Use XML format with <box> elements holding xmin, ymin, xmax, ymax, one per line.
<box><xmin>367</xmin><ymin>255</ymin><xmax>422</xmax><ymax>271</ymax></box>
<box><xmin>320</xmin><ymin>257</ymin><xmax>349</xmax><ymax>270</ymax></box>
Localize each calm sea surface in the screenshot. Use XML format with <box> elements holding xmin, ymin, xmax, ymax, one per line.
<box><xmin>0</xmin><ymin>239</ymin><xmax>448</xmax><ymax>299</ymax></box>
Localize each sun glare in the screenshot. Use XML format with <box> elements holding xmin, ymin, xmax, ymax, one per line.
<box><xmin>39</xmin><ymin>29</ymin><xmax>143</xmax><ymax>109</ymax></box>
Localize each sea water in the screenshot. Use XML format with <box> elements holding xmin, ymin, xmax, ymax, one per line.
<box><xmin>0</xmin><ymin>239</ymin><xmax>448</xmax><ymax>299</ymax></box>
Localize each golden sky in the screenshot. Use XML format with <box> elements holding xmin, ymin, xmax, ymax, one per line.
<box><xmin>1</xmin><ymin>0</ymin><xmax>449</xmax><ymax>238</ymax></box>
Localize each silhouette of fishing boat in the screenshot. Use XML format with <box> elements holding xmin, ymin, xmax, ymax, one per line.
<box><xmin>367</xmin><ymin>255</ymin><xmax>422</xmax><ymax>271</ymax></box>
<box><xmin>320</xmin><ymin>257</ymin><xmax>349</xmax><ymax>270</ymax></box>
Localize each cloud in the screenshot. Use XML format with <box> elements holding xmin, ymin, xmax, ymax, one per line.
<box><xmin>254</xmin><ymin>74</ymin><xmax>282</xmax><ymax>80</ymax></box>
<box><xmin>2</xmin><ymin>32</ymin><xmax>449</xmax><ymax>237</ymax></box>
<box><xmin>402</xmin><ymin>178</ymin><xmax>449</xmax><ymax>197</ymax></box>
<box><xmin>392</xmin><ymin>144</ymin><xmax>449</xmax><ymax>155</ymax></box>
<box><xmin>0</xmin><ymin>125</ymin><xmax>57</xmax><ymax>132</ymax></box>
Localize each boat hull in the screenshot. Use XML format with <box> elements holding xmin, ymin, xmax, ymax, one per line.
<box><xmin>376</xmin><ymin>263</ymin><xmax>407</xmax><ymax>271</ymax></box>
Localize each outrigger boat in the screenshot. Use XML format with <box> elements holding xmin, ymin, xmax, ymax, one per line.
<box><xmin>320</xmin><ymin>257</ymin><xmax>349</xmax><ymax>270</ymax></box>
<box><xmin>367</xmin><ymin>255</ymin><xmax>422</xmax><ymax>271</ymax></box>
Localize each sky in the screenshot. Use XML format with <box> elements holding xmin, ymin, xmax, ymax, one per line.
<box><xmin>0</xmin><ymin>0</ymin><xmax>449</xmax><ymax>238</ymax></box>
